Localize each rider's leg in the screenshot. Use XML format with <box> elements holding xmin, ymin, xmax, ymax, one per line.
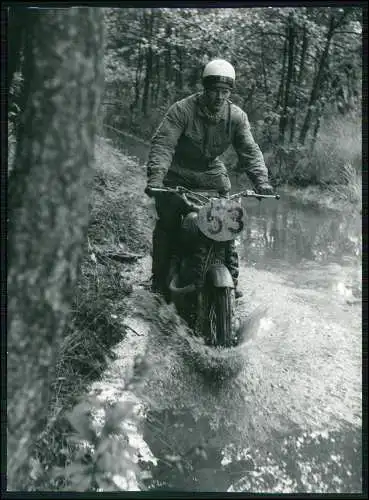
<box><xmin>151</xmin><ymin>221</ymin><xmax>171</xmax><ymax>293</ymax></box>
<box><xmin>151</xmin><ymin>195</ymin><xmax>182</xmax><ymax>294</ymax></box>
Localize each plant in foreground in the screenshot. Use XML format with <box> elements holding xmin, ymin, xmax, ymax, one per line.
<box><xmin>52</xmin><ymin>356</ymin><xmax>152</xmax><ymax>491</ymax></box>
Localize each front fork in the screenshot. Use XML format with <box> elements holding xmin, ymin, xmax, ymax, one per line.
<box><xmin>194</xmin><ymin>263</ymin><xmax>235</xmax><ymax>337</ymax></box>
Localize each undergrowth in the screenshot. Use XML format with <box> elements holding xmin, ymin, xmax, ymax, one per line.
<box><xmin>29</xmin><ymin>137</ymin><xmax>153</xmax><ymax>490</ymax></box>
<box><xmin>265</xmin><ymin>112</ymin><xmax>362</xmax><ymax>195</ymax></box>
<box><xmin>49</xmin><ymin>356</ymin><xmax>152</xmax><ymax>492</ymax></box>
<box><xmin>325</xmin><ymin>162</ymin><xmax>362</xmax><ymax>207</ymax></box>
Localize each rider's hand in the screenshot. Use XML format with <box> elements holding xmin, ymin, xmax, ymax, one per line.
<box><xmin>145</xmin><ymin>180</ymin><xmax>162</xmax><ymax>197</ymax></box>
<box><xmin>255</xmin><ymin>182</ymin><xmax>274</xmax><ymax>195</ymax></box>
<box><xmin>144</xmin><ymin>186</ymin><xmax>154</xmax><ymax>197</ymax></box>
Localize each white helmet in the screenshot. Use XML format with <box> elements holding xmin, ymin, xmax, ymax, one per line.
<box><xmin>202</xmin><ymin>59</ymin><xmax>235</xmax><ymax>88</ymax></box>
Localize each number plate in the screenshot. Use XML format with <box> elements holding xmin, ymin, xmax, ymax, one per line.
<box><xmin>197</xmin><ymin>198</ymin><xmax>246</xmax><ymax>242</ymax></box>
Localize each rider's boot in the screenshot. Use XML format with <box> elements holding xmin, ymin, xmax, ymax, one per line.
<box><xmin>151</xmin><ymin>222</ymin><xmax>180</xmax><ymax>304</ymax></box>
<box><xmin>234</xmin><ymin>281</ymin><xmax>243</xmax><ymax>299</ymax></box>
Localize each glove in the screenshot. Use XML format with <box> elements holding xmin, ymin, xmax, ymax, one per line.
<box><xmin>145</xmin><ymin>185</ymin><xmax>158</xmax><ymax>197</ymax></box>
<box><xmin>145</xmin><ymin>178</ymin><xmax>163</xmax><ymax>197</ymax></box>
<box><xmin>255</xmin><ymin>182</ymin><xmax>274</xmax><ymax>195</ymax></box>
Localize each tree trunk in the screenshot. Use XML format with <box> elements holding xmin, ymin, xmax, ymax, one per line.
<box><xmin>299</xmin><ymin>15</ymin><xmax>335</xmax><ymax>145</ymax></box>
<box><xmin>130</xmin><ymin>38</ymin><xmax>143</xmax><ymax>125</ymax></box>
<box><xmin>311</xmin><ymin>99</ymin><xmax>326</xmax><ymax>151</ymax></box>
<box><xmin>289</xmin><ymin>22</ymin><xmax>301</xmax><ymax>144</ymax></box>
<box><xmin>164</xmin><ymin>23</ymin><xmax>172</xmax><ymax>82</ymax></box>
<box><xmin>134</xmin><ymin>42</ymin><xmax>143</xmax><ymax>109</ymax></box>
<box><xmin>142</xmin><ymin>50</ymin><xmax>153</xmax><ymax>116</ymax></box>
<box><xmin>291</xmin><ymin>22</ymin><xmax>308</xmax><ymax>141</ymax></box>
<box><xmin>279</xmin><ymin>12</ymin><xmax>295</xmax><ymax>145</ymax></box>
<box><xmin>297</xmin><ymin>23</ymin><xmax>308</xmax><ymax>91</ymax></box>
<box><xmin>142</xmin><ymin>9</ymin><xmax>154</xmax><ymax>115</ymax></box>
<box><xmin>7</xmin><ymin>7</ymin><xmax>104</xmax><ymax>490</ymax></box>
<box><xmin>174</xmin><ymin>41</ymin><xmax>184</xmax><ymax>91</ymax></box>
<box><xmin>7</xmin><ymin>6</ymin><xmax>29</xmax><ymax>88</ymax></box>
<box><xmin>154</xmin><ymin>53</ymin><xmax>161</xmax><ymax>105</ymax></box>
<box><xmin>275</xmin><ymin>33</ymin><xmax>288</xmax><ymax>111</ymax></box>
<box><xmin>243</xmin><ymin>80</ymin><xmax>256</xmax><ymax>108</ymax></box>
<box><xmin>260</xmin><ymin>32</ymin><xmax>270</xmax><ymax>104</ymax></box>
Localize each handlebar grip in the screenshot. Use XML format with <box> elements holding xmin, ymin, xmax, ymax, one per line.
<box><xmin>145</xmin><ymin>186</ymin><xmax>171</xmax><ymax>196</ymax></box>
<box><xmin>255</xmin><ymin>193</ymin><xmax>280</xmax><ymax>199</ymax></box>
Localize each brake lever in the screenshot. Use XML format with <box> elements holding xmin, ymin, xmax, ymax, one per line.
<box><xmin>182</xmin><ymin>193</ymin><xmax>201</xmax><ymax>212</ymax></box>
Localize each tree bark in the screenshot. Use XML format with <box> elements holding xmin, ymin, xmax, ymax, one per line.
<box><xmin>7</xmin><ymin>7</ymin><xmax>104</xmax><ymax>490</ymax></box>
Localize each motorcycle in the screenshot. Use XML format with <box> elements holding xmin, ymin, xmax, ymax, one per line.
<box><xmin>147</xmin><ymin>186</ymin><xmax>280</xmax><ymax>348</ymax></box>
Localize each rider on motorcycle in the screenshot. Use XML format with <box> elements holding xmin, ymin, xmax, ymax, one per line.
<box><xmin>145</xmin><ymin>59</ymin><xmax>274</xmax><ymax>298</ymax></box>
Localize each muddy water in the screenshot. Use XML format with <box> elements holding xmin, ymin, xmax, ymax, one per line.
<box><xmin>102</xmin><ymin>130</ymin><xmax>362</xmax><ymax>492</ymax></box>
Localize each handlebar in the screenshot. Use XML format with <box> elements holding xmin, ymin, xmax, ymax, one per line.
<box><xmin>145</xmin><ymin>186</ymin><xmax>280</xmax><ymax>202</ymax></box>
<box><xmin>145</xmin><ymin>186</ymin><xmax>207</xmax><ymax>211</ymax></box>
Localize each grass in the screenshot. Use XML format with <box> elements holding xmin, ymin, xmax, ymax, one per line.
<box><xmin>277</xmin><ymin>161</ymin><xmax>362</xmax><ymax>214</ymax></box>
<box><xmin>261</xmin><ymin>112</ymin><xmax>362</xmax><ymax>213</ymax></box>
<box><xmin>309</xmin><ymin>113</ymin><xmax>362</xmax><ymax>186</ymax></box>
<box><xmin>325</xmin><ymin>162</ymin><xmax>362</xmax><ymax>207</ymax></box>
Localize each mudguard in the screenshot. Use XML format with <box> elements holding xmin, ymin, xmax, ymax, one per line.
<box><xmin>206</xmin><ymin>263</ymin><xmax>234</xmax><ymax>288</ymax></box>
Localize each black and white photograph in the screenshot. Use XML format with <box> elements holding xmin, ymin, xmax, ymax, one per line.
<box><xmin>5</xmin><ymin>2</ymin><xmax>364</xmax><ymax>494</ymax></box>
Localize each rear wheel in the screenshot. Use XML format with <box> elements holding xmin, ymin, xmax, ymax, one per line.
<box><xmin>208</xmin><ymin>287</ymin><xmax>234</xmax><ymax>347</ymax></box>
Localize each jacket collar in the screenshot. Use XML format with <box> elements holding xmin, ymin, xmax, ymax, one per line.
<box><xmin>196</xmin><ymin>92</ymin><xmax>229</xmax><ymax>123</ymax></box>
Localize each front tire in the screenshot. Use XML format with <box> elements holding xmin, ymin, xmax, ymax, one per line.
<box><xmin>208</xmin><ymin>287</ymin><xmax>234</xmax><ymax>347</ymax></box>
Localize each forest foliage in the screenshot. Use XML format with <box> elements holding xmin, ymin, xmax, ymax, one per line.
<box><xmin>9</xmin><ymin>7</ymin><xmax>362</xmax><ymax>186</ymax></box>
<box><xmin>101</xmin><ymin>6</ymin><xmax>362</xmax><ymax>185</ymax></box>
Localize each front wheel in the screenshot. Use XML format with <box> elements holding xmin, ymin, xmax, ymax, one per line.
<box><xmin>208</xmin><ymin>287</ymin><xmax>234</xmax><ymax>347</ymax></box>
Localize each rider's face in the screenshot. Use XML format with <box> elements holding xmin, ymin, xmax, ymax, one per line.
<box><xmin>204</xmin><ymin>86</ymin><xmax>231</xmax><ymax>113</ymax></box>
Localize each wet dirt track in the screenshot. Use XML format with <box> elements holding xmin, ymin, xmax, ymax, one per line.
<box><xmin>87</xmin><ymin>133</ymin><xmax>362</xmax><ymax>493</ymax></box>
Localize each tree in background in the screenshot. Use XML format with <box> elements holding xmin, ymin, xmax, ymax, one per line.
<box><xmin>7</xmin><ymin>6</ymin><xmax>104</xmax><ymax>490</ymax></box>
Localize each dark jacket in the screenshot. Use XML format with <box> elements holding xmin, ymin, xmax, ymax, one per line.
<box><xmin>147</xmin><ymin>92</ymin><xmax>269</xmax><ymax>190</ymax></box>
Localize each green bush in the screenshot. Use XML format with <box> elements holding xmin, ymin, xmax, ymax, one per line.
<box><xmin>264</xmin><ymin>112</ymin><xmax>362</xmax><ymax>189</ymax></box>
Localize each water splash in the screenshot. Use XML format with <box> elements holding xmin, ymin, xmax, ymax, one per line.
<box><xmin>123</xmin><ymin>289</ymin><xmax>361</xmax><ymax>492</ymax></box>
<box><xmin>131</xmin><ymin>289</ymin><xmax>272</xmax><ymax>386</ymax></box>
